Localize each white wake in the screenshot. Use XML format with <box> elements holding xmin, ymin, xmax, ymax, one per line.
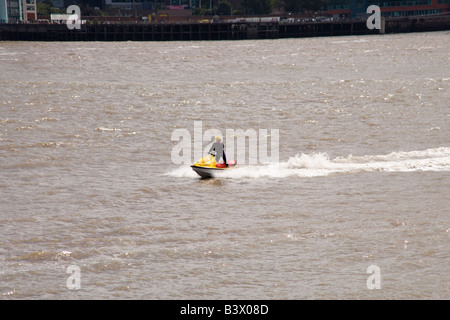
<box><xmin>166</xmin><ymin>147</ymin><xmax>450</xmax><ymax>179</ymax></box>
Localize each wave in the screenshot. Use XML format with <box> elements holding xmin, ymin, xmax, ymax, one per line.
<box><xmin>166</xmin><ymin>147</ymin><xmax>450</xmax><ymax>179</ymax></box>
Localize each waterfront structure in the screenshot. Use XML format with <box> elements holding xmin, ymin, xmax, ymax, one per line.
<box><xmin>105</xmin><ymin>0</ymin><xmax>161</xmax><ymax>10</ymax></box>
<box><xmin>104</xmin><ymin>0</ymin><xmax>235</xmax><ymax>11</ymax></box>
<box><xmin>0</xmin><ymin>0</ymin><xmax>22</xmax><ymax>23</ymax></box>
<box><xmin>327</xmin><ymin>0</ymin><xmax>450</xmax><ymax>18</ymax></box>
<box><xmin>3</xmin><ymin>13</ymin><xmax>449</xmax><ymax>41</ymax></box>
<box><xmin>0</xmin><ymin>0</ymin><xmax>7</xmax><ymax>23</ymax></box>
<box><xmin>0</xmin><ymin>0</ymin><xmax>36</xmax><ymax>23</ymax></box>
<box><xmin>22</xmin><ymin>0</ymin><xmax>36</xmax><ymax>21</ymax></box>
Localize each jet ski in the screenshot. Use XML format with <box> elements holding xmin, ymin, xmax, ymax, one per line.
<box><xmin>191</xmin><ymin>154</ymin><xmax>237</xmax><ymax>178</ymax></box>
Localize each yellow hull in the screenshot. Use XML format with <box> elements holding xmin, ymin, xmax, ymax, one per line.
<box><xmin>191</xmin><ymin>155</ymin><xmax>236</xmax><ymax>178</ymax></box>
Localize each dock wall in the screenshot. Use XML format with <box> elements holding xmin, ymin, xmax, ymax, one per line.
<box><xmin>0</xmin><ymin>15</ymin><xmax>449</xmax><ymax>41</ymax></box>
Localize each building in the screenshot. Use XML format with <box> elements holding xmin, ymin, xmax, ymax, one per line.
<box><xmin>0</xmin><ymin>0</ymin><xmax>22</xmax><ymax>23</ymax></box>
<box><xmin>0</xmin><ymin>0</ymin><xmax>9</xmax><ymax>23</ymax></box>
<box><xmin>327</xmin><ymin>0</ymin><xmax>450</xmax><ymax>18</ymax></box>
<box><xmin>0</xmin><ymin>0</ymin><xmax>37</xmax><ymax>23</ymax></box>
<box><xmin>104</xmin><ymin>0</ymin><xmax>225</xmax><ymax>10</ymax></box>
<box><xmin>22</xmin><ymin>0</ymin><xmax>37</xmax><ymax>21</ymax></box>
<box><xmin>105</xmin><ymin>0</ymin><xmax>166</xmax><ymax>11</ymax></box>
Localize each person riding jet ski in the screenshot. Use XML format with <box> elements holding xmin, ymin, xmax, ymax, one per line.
<box><xmin>191</xmin><ymin>136</ymin><xmax>236</xmax><ymax>178</ymax></box>
<box><xmin>208</xmin><ymin>136</ymin><xmax>228</xmax><ymax>167</ymax></box>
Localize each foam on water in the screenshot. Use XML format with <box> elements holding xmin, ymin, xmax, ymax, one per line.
<box><xmin>167</xmin><ymin>147</ymin><xmax>450</xmax><ymax>179</ymax></box>
<box><xmin>166</xmin><ymin>165</ymin><xmax>199</xmax><ymax>178</ymax></box>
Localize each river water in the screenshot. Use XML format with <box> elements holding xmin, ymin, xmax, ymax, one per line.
<box><xmin>0</xmin><ymin>31</ymin><xmax>449</xmax><ymax>300</ymax></box>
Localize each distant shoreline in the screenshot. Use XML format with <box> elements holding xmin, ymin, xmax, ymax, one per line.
<box><xmin>1</xmin><ymin>15</ymin><xmax>449</xmax><ymax>41</ymax></box>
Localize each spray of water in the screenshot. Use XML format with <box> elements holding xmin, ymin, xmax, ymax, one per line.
<box><xmin>167</xmin><ymin>147</ymin><xmax>450</xmax><ymax>179</ymax></box>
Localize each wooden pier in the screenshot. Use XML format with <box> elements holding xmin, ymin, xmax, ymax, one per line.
<box><xmin>0</xmin><ymin>22</ymin><xmax>278</xmax><ymax>41</ymax></box>
<box><xmin>0</xmin><ymin>15</ymin><xmax>449</xmax><ymax>42</ymax></box>
<box><xmin>0</xmin><ymin>21</ymin><xmax>375</xmax><ymax>41</ymax></box>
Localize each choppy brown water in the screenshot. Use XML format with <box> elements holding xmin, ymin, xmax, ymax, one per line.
<box><xmin>0</xmin><ymin>31</ymin><xmax>449</xmax><ymax>299</ymax></box>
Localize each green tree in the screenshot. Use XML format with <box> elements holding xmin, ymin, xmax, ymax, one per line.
<box><xmin>217</xmin><ymin>0</ymin><xmax>232</xmax><ymax>15</ymax></box>
<box><xmin>37</xmin><ymin>0</ymin><xmax>63</xmax><ymax>16</ymax></box>
<box><xmin>283</xmin><ymin>0</ymin><xmax>327</xmax><ymax>13</ymax></box>
<box><xmin>271</xmin><ymin>0</ymin><xmax>281</xmax><ymax>12</ymax></box>
<box><xmin>245</xmin><ymin>0</ymin><xmax>272</xmax><ymax>14</ymax></box>
<box><xmin>37</xmin><ymin>2</ymin><xmax>52</xmax><ymax>15</ymax></box>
